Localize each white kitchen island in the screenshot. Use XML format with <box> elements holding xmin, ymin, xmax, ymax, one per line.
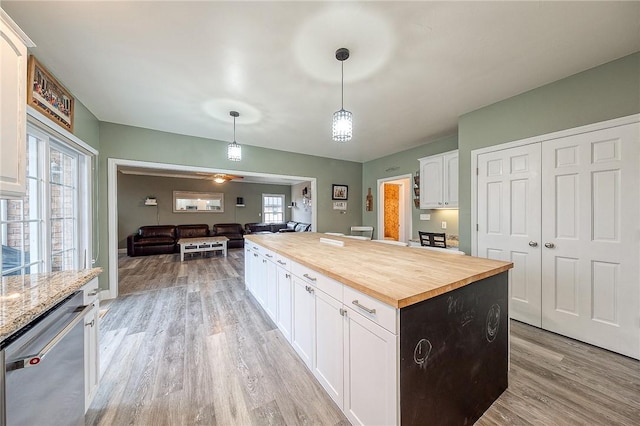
<box><xmin>244</xmin><ymin>232</ymin><xmax>512</xmax><ymax>426</ymax></box>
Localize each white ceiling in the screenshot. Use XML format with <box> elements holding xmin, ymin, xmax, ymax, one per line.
<box><xmin>4</xmin><ymin>1</ymin><xmax>639</xmax><ymax>163</ymax></box>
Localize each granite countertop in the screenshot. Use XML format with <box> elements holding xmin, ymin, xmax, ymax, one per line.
<box><xmin>246</xmin><ymin>233</ymin><xmax>511</xmax><ymax>308</ymax></box>
<box><xmin>0</xmin><ymin>268</ymin><xmax>102</xmax><ymax>344</ymax></box>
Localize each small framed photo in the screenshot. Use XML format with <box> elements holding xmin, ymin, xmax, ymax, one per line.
<box><xmin>27</xmin><ymin>56</ymin><xmax>74</xmax><ymax>132</ymax></box>
<box><xmin>332</xmin><ymin>184</ymin><xmax>348</xmax><ymax>200</ymax></box>
<box><xmin>333</xmin><ymin>201</ymin><xmax>347</xmax><ymax>210</ymax></box>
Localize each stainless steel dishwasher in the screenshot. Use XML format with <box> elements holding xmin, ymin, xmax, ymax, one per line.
<box><xmin>1</xmin><ymin>291</ymin><xmax>92</xmax><ymax>426</ymax></box>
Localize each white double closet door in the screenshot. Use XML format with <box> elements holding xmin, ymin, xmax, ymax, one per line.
<box><xmin>477</xmin><ymin>121</ymin><xmax>639</xmax><ymax>359</ymax></box>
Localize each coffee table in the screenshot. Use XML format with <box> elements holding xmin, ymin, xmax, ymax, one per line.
<box><xmin>178</xmin><ymin>236</ymin><xmax>228</xmax><ymax>261</ymax></box>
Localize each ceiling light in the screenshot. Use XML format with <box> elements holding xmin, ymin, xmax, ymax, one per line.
<box><xmin>213</xmin><ymin>175</ymin><xmax>227</xmax><ymax>184</ymax></box>
<box><xmin>227</xmin><ymin>111</ymin><xmax>241</xmax><ymax>161</ymax></box>
<box><xmin>332</xmin><ymin>48</ymin><xmax>352</xmax><ymax>142</ymax></box>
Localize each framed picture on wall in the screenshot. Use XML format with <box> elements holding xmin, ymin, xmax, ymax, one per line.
<box><xmin>332</xmin><ymin>184</ymin><xmax>348</xmax><ymax>200</ymax></box>
<box><xmin>27</xmin><ymin>56</ymin><xmax>75</xmax><ymax>132</ymax></box>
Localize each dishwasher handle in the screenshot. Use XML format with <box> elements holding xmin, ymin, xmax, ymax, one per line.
<box><xmin>6</xmin><ymin>303</ymin><xmax>94</xmax><ymax>371</ymax></box>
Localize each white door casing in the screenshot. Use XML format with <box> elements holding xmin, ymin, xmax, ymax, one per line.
<box><xmin>477</xmin><ymin>144</ymin><xmax>542</xmax><ymax>326</ymax></box>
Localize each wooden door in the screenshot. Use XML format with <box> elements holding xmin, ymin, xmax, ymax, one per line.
<box><xmin>477</xmin><ymin>144</ymin><xmax>542</xmax><ymax>326</ymax></box>
<box><xmin>541</xmin><ymin>123</ymin><xmax>639</xmax><ymax>359</ymax></box>
<box><xmin>383</xmin><ymin>183</ymin><xmax>400</xmax><ymax>240</ymax></box>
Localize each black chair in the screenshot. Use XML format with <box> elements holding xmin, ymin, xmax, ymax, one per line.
<box><xmin>418</xmin><ymin>231</ymin><xmax>447</xmax><ymax>248</ymax></box>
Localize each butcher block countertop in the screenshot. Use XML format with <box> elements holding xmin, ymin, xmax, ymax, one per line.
<box><xmin>0</xmin><ymin>268</ymin><xmax>102</xmax><ymax>343</ymax></box>
<box><xmin>245</xmin><ymin>233</ymin><xmax>512</xmax><ymax>309</ymax></box>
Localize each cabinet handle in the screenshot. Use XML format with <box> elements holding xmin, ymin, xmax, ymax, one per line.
<box><xmin>285</xmin><ymin>273</ymin><xmax>290</xmax><ymax>278</ymax></box>
<box><xmin>88</xmin><ymin>289</ymin><xmax>99</xmax><ymax>296</ymax></box>
<box><xmin>544</xmin><ymin>242</ymin><xmax>555</xmax><ymax>249</ymax></box>
<box><xmin>529</xmin><ymin>241</ymin><xmax>538</xmax><ymax>247</ymax></box>
<box><xmin>277</xmin><ymin>260</ymin><xmax>286</xmax><ymax>265</ymax></box>
<box><xmin>305</xmin><ymin>285</ymin><xmax>314</xmax><ymax>294</ymax></box>
<box><xmin>263</xmin><ymin>259</ymin><xmax>267</xmax><ymax>263</ymax></box>
<box><xmin>444</xmin><ymin>202</ymin><xmax>449</xmax><ymax>205</ymax></box>
<box><xmin>352</xmin><ymin>300</ymin><xmax>376</xmax><ymax>314</ymax></box>
<box><xmin>85</xmin><ymin>319</ymin><xmax>95</xmax><ymax>327</ymax></box>
<box><xmin>253</xmin><ymin>253</ymin><xmax>258</xmax><ymax>257</ymax></box>
<box><xmin>265</xmin><ymin>254</ymin><xmax>273</xmax><ymax>258</ymax></box>
<box><xmin>303</xmin><ymin>273</ymin><xmax>317</xmax><ymax>281</ymax></box>
<box><xmin>339</xmin><ymin>308</ymin><xmax>348</xmax><ymax>317</ymax></box>
<box><xmin>438</xmin><ymin>202</ymin><xmax>443</xmax><ymax>205</ymax></box>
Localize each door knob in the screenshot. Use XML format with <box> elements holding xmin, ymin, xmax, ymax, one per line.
<box><xmin>544</xmin><ymin>242</ymin><xmax>555</xmax><ymax>249</ymax></box>
<box><xmin>528</xmin><ymin>241</ymin><xmax>538</xmax><ymax>247</ymax></box>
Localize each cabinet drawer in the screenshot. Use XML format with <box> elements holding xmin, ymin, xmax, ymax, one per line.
<box><xmin>249</xmin><ymin>242</ymin><xmax>265</xmax><ymax>254</ymax></box>
<box><xmin>291</xmin><ymin>261</ymin><xmax>343</xmax><ymax>302</ymax></box>
<box><xmin>81</xmin><ymin>277</ymin><xmax>100</xmax><ymax>305</ymax></box>
<box><xmin>275</xmin><ymin>254</ymin><xmax>291</xmax><ymax>271</ymax></box>
<box><xmin>343</xmin><ymin>285</ymin><xmax>397</xmax><ymax>334</ymax></box>
<box><xmin>263</xmin><ymin>249</ymin><xmax>276</xmax><ymax>262</ymax></box>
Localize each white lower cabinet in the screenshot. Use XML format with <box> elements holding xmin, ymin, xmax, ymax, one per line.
<box><xmin>245</xmin><ymin>242</ymin><xmax>399</xmax><ymax>424</ymax></box>
<box><xmin>291</xmin><ymin>274</ymin><xmax>315</xmax><ymax>369</ymax></box>
<box><xmin>313</xmin><ymin>289</ymin><xmax>345</xmax><ymax>409</ymax></box>
<box><xmin>344</xmin><ymin>306</ymin><xmax>398</xmax><ymax>426</ymax></box>
<box><xmin>276</xmin><ymin>266</ymin><xmax>293</xmax><ymax>343</ymax></box>
<box><xmin>81</xmin><ymin>278</ymin><xmax>100</xmax><ymax>412</ymax></box>
<box><xmin>264</xmin><ymin>253</ymin><xmax>278</xmax><ymax>322</ymax></box>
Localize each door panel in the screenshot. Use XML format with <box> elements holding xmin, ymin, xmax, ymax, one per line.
<box><xmin>477</xmin><ymin>144</ymin><xmax>542</xmax><ymax>326</ymax></box>
<box><xmin>541</xmin><ymin>123</ymin><xmax>639</xmax><ymax>358</ymax></box>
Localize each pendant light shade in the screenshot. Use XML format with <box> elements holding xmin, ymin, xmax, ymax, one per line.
<box><xmin>332</xmin><ymin>48</ymin><xmax>352</xmax><ymax>142</ymax></box>
<box><xmin>227</xmin><ymin>111</ymin><xmax>241</xmax><ymax>161</ymax></box>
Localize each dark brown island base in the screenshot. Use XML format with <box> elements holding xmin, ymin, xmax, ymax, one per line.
<box><xmin>244</xmin><ymin>232</ymin><xmax>512</xmax><ymax>426</ymax></box>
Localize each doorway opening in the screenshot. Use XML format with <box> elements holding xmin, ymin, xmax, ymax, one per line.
<box><xmin>377</xmin><ymin>174</ymin><xmax>412</xmax><ymax>242</ymax></box>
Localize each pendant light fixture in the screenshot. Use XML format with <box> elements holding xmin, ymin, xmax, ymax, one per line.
<box><xmin>332</xmin><ymin>47</ymin><xmax>352</xmax><ymax>142</ymax></box>
<box><xmin>227</xmin><ymin>111</ymin><xmax>242</xmax><ymax>161</ymax></box>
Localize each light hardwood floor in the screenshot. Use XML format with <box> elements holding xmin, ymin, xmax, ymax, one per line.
<box><xmin>86</xmin><ymin>250</ymin><xmax>640</xmax><ymax>425</ymax></box>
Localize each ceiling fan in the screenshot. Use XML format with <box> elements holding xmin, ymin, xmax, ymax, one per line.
<box><xmin>209</xmin><ymin>173</ymin><xmax>244</xmax><ymax>183</ymax></box>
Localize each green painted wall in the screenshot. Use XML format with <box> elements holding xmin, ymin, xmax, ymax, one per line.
<box><xmin>362</xmin><ymin>134</ymin><xmax>459</xmax><ymax>240</ymax></box>
<box><xmin>117</xmin><ymin>174</ymin><xmax>292</xmax><ymax>248</ymax></box>
<box><xmin>457</xmin><ymin>52</ymin><xmax>640</xmax><ymax>254</ymax></box>
<box><xmin>96</xmin><ymin>122</ymin><xmax>362</xmax><ymax>290</ymax></box>
<box><xmin>72</xmin><ymin>101</ymin><xmax>100</xmax><ymax>150</ymax></box>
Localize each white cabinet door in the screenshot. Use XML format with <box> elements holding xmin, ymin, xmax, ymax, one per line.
<box><xmin>477</xmin><ymin>144</ymin><xmax>542</xmax><ymax>326</ymax></box>
<box><xmin>244</xmin><ymin>246</ymin><xmax>253</xmax><ymax>292</ymax></box>
<box><xmin>291</xmin><ymin>274</ymin><xmax>315</xmax><ymax>369</ymax></box>
<box><xmin>81</xmin><ymin>278</ymin><xmax>100</xmax><ymax>412</ymax></box>
<box><xmin>419</xmin><ymin>150</ymin><xmax>459</xmax><ymax>209</ymax></box>
<box><xmin>254</xmin><ymin>255</ymin><xmax>267</xmax><ymax>307</ymax></box>
<box><xmin>344</xmin><ymin>307</ymin><xmax>398</xmax><ymax>426</ymax></box>
<box><xmin>313</xmin><ymin>289</ymin><xmax>344</xmax><ymax>409</ymax></box>
<box><xmin>541</xmin><ymin>123</ymin><xmax>639</xmax><ymax>359</ymax></box>
<box><xmin>276</xmin><ymin>266</ymin><xmax>293</xmax><ymax>343</ymax></box>
<box><xmin>83</xmin><ymin>303</ymin><xmax>99</xmax><ymax>412</ymax></box>
<box><xmin>264</xmin><ymin>256</ymin><xmax>278</xmax><ymax>322</ymax></box>
<box><xmin>419</xmin><ymin>156</ymin><xmax>443</xmax><ymax>209</ymax></box>
<box><xmin>443</xmin><ymin>150</ymin><xmax>459</xmax><ymax>208</ymax></box>
<box><xmin>0</xmin><ymin>11</ymin><xmax>30</xmax><ymax>198</ymax></box>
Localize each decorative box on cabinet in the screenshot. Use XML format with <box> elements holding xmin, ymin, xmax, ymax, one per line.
<box><xmin>418</xmin><ymin>150</ymin><xmax>458</xmax><ymax>209</ymax></box>
<box><xmin>0</xmin><ymin>9</ymin><xmax>34</xmax><ymax>198</ymax></box>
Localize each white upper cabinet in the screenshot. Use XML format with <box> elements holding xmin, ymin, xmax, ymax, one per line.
<box><xmin>419</xmin><ymin>150</ymin><xmax>459</xmax><ymax>209</ymax></box>
<box><xmin>0</xmin><ymin>9</ymin><xmax>34</xmax><ymax>198</ymax></box>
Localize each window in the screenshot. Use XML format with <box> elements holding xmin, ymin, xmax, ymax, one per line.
<box><xmin>1</xmin><ymin>121</ymin><xmax>93</xmax><ymax>276</ymax></box>
<box><xmin>262</xmin><ymin>194</ymin><xmax>285</xmax><ymax>224</ymax></box>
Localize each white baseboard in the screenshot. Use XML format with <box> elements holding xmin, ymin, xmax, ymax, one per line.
<box><xmin>118</xmin><ymin>248</ymin><xmax>126</xmax><ymax>254</ymax></box>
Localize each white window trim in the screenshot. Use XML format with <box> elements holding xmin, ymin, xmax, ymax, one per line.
<box><xmin>262</xmin><ymin>193</ymin><xmax>285</xmax><ymax>224</ymax></box>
